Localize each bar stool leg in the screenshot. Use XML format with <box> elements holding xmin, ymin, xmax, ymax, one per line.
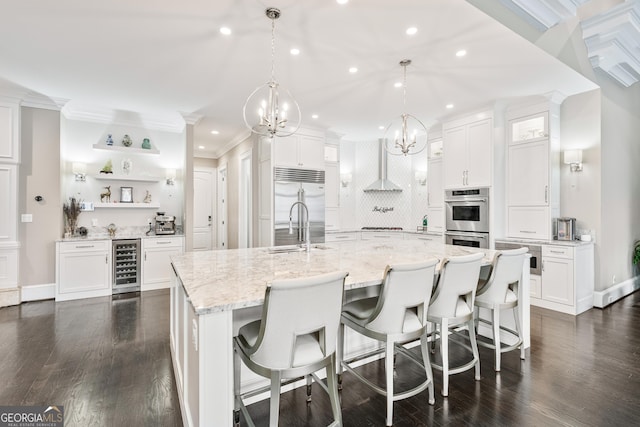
<box><xmin>467</xmin><ymin>319</ymin><xmax>481</xmax><ymax>380</ymax></box>
<box><xmin>306</xmin><ymin>375</ymin><xmax>313</xmax><ymax>403</ymax></box>
<box><xmin>385</xmin><ymin>339</ymin><xmax>394</xmax><ymax>426</ymax></box>
<box><xmin>441</xmin><ymin>319</ymin><xmax>449</xmax><ymax>397</ymax></box>
<box><xmin>233</xmin><ymin>347</ymin><xmax>241</xmax><ymax>427</ymax></box>
<box><xmin>420</xmin><ymin>335</ymin><xmax>436</xmax><ymax>405</ymax></box>
<box><xmin>269</xmin><ymin>371</ymin><xmax>282</xmax><ymax>427</ymax></box>
<box><xmin>326</xmin><ymin>354</ymin><xmax>342</xmax><ymax>426</ymax></box>
<box><xmin>337</xmin><ymin>323</ymin><xmax>344</xmax><ymax>390</ymax></box>
<box><xmin>492</xmin><ymin>306</ymin><xmax>501</xmax><ymax>372</ymax></box>
<box><xmin>514</xmin><ymin>305</ymin><xmax>525</xmax><ymax>360</ymax></box>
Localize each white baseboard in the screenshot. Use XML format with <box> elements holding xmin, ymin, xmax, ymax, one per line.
<box><xmin>593</xmin><ymin>275</ymin><xmax>640</xmax><ymax>308</ymax></box>
<box><xmin>0</xmin><ymin>287</ymin><xmax>20</xmax><ymax>307</ymax></box>
<box><xmin>21</xmin><ymin>283</ymin><xmax>55</xmax><ymax>302</ymax></box>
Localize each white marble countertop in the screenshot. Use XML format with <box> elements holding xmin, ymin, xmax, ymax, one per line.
<box><xmin>495</xmin><ymin>237</ymin><xmax>593</xmax><ymax>247</ymax></box>
<box><xmin>171</xmin><ymin>239</ymin><xmax>495</xmax><ymax>316</ymax></box>
<box><xmin>58</xmin><ymin>232</ymin><xmax>184</xmax><ymax>242</ymax></box>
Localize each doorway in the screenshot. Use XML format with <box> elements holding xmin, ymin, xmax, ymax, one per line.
<box><xmin>193</xmin><ymin>168</ymin><xmax>215</xmax><ymax>251</ymax></box>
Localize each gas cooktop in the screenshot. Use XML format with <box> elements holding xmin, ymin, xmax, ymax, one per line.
<box><xmin>361</xmin><ymin>227</ymin><xmax>403</xmax><ymax>231</ymax></box>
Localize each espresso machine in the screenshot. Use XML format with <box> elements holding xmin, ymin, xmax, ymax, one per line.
<box><xmin>155</xmin><ymin>212</ymin><xmax>176</xmax><ymax>235</ymax></box>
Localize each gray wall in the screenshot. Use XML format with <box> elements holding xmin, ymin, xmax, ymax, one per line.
<box><xmin>19</xmin><ymin>107</ymin><xmax>61</xmax><ymax>286</ymax></box>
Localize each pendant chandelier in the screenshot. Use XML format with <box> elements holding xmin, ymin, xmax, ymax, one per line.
<box><xmin>383</xmin><ymin>59</ymin><xmax>428</xmax><ymax>156</ymax></box>
<box><xmin>242</xmin><ymin>7</ymin><xmax>301</xmax><ymax>138</ymax></box>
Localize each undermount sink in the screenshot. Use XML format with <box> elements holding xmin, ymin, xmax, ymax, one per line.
<box><xmin>266</xmin><ymin>244</ymin><xmax>331</xmax><ymax>254</ymax></box>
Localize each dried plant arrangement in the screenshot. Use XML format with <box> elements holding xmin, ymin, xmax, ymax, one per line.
<box><xmin>63</xmin><ymin>197</ymin><xmax>83</xmax><ymax>237</ymax></box>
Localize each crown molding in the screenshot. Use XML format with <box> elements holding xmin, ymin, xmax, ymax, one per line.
<box><xmin>501</xmin><ymin>0</ymin><xmax>588</xmax><ymax>30</ymax></box>
<box><xmin>180</xmin><ymin>112</ymin><xmax>203</xmax><ymax>126</ymax></box>
<box><xmin>61</xmin><ymin>103</ymin><xmax>186</xmax><ymax>133</ymax></box>
<box><xmin>581</xmin><ymin>1</ymin><xmax>640</xmax><ymax>87</ymax></box>
<box><xmin>211</xmin><ymin>129</ymin><xmax>253</xmax><ymax>159</ymax></box>
<box><xmin>21</xmin><ymin>93</ymin><xmax>69</xmax><ymax>111</ymax></box>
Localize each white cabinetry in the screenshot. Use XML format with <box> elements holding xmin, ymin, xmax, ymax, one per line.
<box><xmin>273</xmin><ymin>134</ymin><xmax>325</xmax><ymax>169</ymax></box>
<box><xmin>506</xmin><ymin>102</ymin><xmax>561</xmax><ymax>240</ymax></box>
<box><xmin>0</xmin><ymin>101</ymin><xmax>19</xmax><ymax>162</ymax></box>
<box><xmin>325</xmin><ymin>144</ymin><xmax>340</xmax><ymax>231</ymax></box>
<box><xmin>325</xmin><ymin>232</ymin><xmax>359</xmax><ymax>242</ymax></box>
<box><xmin>443</xmin><ymin>116</ymin><xmax>492</xmax><ymax>189</ymax></box>
<box><xmin>56</xmin><ymin>240</ymin><xmax>111</xmax><ymax>301</ymax></box>
<box><xmin>142</xmin><ymin>236</ymin><xmax>184</xmax><ymax>291</ymax></box>
<box><xmin>427</xmin><ymin>156</ymin><xmax>444</xmax><ymax>234</ymax></box>
<box><xmin>533</xmin><ymin>243</ymin><xmax>594</xmax><ymax>315</ymax></box>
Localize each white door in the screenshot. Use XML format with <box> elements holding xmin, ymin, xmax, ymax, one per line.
<box><xmin>218</xmin><ymin>165</ymin><xmax>228</xmax><ymax>249</ymax></box>
<box><xmin>193</xmin><ymin>168</ymin><xmax>215</xmax><ymax>251</ymax></box>
<box><xmin>238</xmin><ymin>151</ymin><xmax>252</xmax><ymax>249</ymax></box>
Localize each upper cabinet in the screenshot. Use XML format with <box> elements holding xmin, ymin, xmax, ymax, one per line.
<box><xmin>442</xmin><ymin>115</ymin><xmax>492</xmax><ymax>189</ymax></box>
<box><xmin>273</xmin><ymin>134</ymin><xmax>325</xmax><ymax>170</ymax></box>
<box><xmin>0</xmin><ymin>100</ymin><xmax>19</xmax><ymax>163</ymax></box>
<box><xmin>506</xmin><ymin>103</ymin><xmax>561</xmax><ymax>240</ymax></box>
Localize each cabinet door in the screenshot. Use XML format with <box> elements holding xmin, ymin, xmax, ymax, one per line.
<box><xmin>325</xmin><ymin>207</ymin><xmax>340</xmax><ymax>231</ymax></box>
<box><xmin>507</xmin><ymin>206</ymin><xmax>550</xmax><ymax>240</ymax></box>
<box><xmin>426</xmin><ymin>207</ymin><xmax>444</xmax><ymax>234</ymax></box>
<box><xmin>466</xmin><ymin>119</ymin><xmax>492</xmax><ymax>187</ymax></box>
<box><xmin>143</xmin><ymin>247</ymin><xmax>183</xmax><ymax>290</ymax></box>
<box><xmin>508</xmin><ymin>140</ymin><xmax>549</xmax><ymax>206</ymax></box>
<box><xmin>427</xmin><ymin>158</ymin><xmax>443</xmax><ymax>208</ymax></box>
<box><xmin>59</xmin><ymin>250</ymin><xmax>110</xmax><ymax>294</ymax></box>
<box><xmin>530</xmin><ymin>274</ymin><xmax>541</xmax><ymax>299</ymax></box>
<box><xmin>273</xmin><ymin>135</ymin><xmax>299</xmax><ymax>168</ymax></box>
<box><xmin>298</xmin><ymin>136</ymin><xmax>325</xmax><ymax>169</ymax></box>
<box><xmin>542</xmin><ymin>257</ymin><xmax>574</xmax><ymax>306</ymax></box>
<box><xmin>443</xmin><ymin>125</ymin><xmax>467</xmax><ymax>188</ymax></box>
<box><xmin>325</xmin><ymin>162</ymin><xmax>339</xmax><ymax>208</ymax></box>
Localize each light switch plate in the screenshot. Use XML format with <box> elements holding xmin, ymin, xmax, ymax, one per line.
<box><xmin>21</xmin><ymin>214</ymin><xmax>33</xmax><ymax>223</ymax></box>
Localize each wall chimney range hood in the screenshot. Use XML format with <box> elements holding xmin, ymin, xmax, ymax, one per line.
<box><xmin>364</xmin><ymin>139</ymin><xmax>402</xmax><ymax>193</ymax></box>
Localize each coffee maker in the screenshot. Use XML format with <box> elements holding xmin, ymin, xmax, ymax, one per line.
<box><xmin>155</xmin><ymin>212</ymin><xmax>176</xmax><ymax>235</ymax></box>
<box><xmin>554</xmin><ymin>217</ymin><xmax>576</xmax><ymax>241</ymax></box>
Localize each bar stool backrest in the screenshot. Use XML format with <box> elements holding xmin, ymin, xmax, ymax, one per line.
<box><xmin>477</xmin><ymin>247</ymin><xmax>528</xmax><ymax>303</ymax></box>
<box><xmin>365</xmin><ymin>259</ymin><xmax>439</xmax><ymax>334</ymax></box>
<box><xmin>429</xmin><ymin>252</ymin><xmax>485</xmax><ymax>319</ymax></box>
<box><xmin>248</xmin><ymin>271</ymin><xmax>348</xmax><ymax>369</ymax></box>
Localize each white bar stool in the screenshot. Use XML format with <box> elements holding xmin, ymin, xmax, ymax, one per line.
<box><xmin>338</xmin><ymin>259</ymin><xmax>439</xmax><ymax>426</ymax></box>
<box><xmin>427</xmin><ymin>252</ymin><xmax>484</xmax><ymax>397</ymax></box>
<box><xmin>233</xmin><ymin>270</ymin><xmax>349</xmax><ymax>427</ymax></box>
<box><xmin>474</xmin><ymin>247</ymin><xmax>528</xmax><ymax>371</ymax></box>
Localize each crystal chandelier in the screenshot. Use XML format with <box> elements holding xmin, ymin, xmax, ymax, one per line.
<box><xmin>242</xmin><ymin>7</ymin><xmax>301</xmax><ymax>138</ymax></box>
<box><xmin>383</xmin><ymin>60</ymin><xmax>428</xmax><ymax>156</ymax></box>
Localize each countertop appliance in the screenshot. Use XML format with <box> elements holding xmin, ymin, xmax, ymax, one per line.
<box><xmin>155</xmin><ymin>212</ymin><xmax>176</xmax><ymax>235</ymax></box>
<box><xmin>112</xmin><ymin>239</ymin><xmax>140</xmax><ymax>294</ymax></box>
<box><xmin>274</xmin><ymin>167</ymin><xmax>325</xmax><ymax>246</ymax></box>
<box><xmin>495</xmin><ymin>241</ymin><xmax>541</xmax><ymax>276</ymax></box>
<box><xmin>445</xmin><ymin>188</ymin><xmax>490</xmax><ymax>249</ymax></box>
<box><xmin>554</xmin><ymin>217</ymin><xmax>576</xmax><ymax>241</ymax></box>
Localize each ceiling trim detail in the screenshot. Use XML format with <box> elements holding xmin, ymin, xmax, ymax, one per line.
<box><xmin>501</xmin><ymin>0</ymin><xmax>588</xmax><ymax>30</ymax></box>
<box><xmin>61</xmin><ymin>104</ymin><xmax>187</xmax><ymax>133</ymax></box>
<box><xmin>581</xmin><ymin>1</ymin><xmax>640</xmax><ymax>87</ymax></box>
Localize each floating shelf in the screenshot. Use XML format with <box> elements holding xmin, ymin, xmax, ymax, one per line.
<box><xmin>93</xmin><ymin>202</ymin><xmax>161</xmax><ymax>209</ymax></box>
<box><xmin>94</xmin><ymin>174</ymin><xmax>161</xmax><ymax>183</ymax></box>
<box><xmin>92</xmin><ymin>144</ymin><xmax>160</xmax><ymax>155</ymax></box>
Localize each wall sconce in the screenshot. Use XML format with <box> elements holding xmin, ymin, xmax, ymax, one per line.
<box><xmin>415</xmin><ymin>170</ymin><xmax>427</xmax><ymax>186</ymax></box>
<box><xmin>166</xmin><ymin>168</ymin><xmax>177</xmax><ymax>185</ymax></box>
<box><xmin>340</xmin><ymin>173</ymin><xmax>352</xmax><ymax>188</ymax></box>
<box><xmin>72</xmin><ymin>162</ymin><xmax>86</xmax><ymax>182</ymax></box>
<box><xmin>564</xmin><ymin>150</ymin><xmax>583</xmax><ymax>172</ymax></box>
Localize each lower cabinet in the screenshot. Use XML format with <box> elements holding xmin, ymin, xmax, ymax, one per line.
<box><xmin>142</xmin><ymin>236</ymin><xmax>185</xmax><ymax>291</ymax></box>
<box><xmin>325</xmin><ymin>231</ymin><xmax>359</xmax><ymax>242</ymax></box>
<box><xmin>532</xmin><ymin>243</ymin><xmax>594</xmax><ymax>315</ymax></box>
<box><xmin>56</xmin><ymin>240</ymin><xmax>111</xmax><ymax>302</ymax></box>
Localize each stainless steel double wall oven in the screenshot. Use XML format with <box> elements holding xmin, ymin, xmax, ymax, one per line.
<box><xmin>444</xmin><ymin>188</ymin><xmax>490</xmax><ymax>248</ymax></box>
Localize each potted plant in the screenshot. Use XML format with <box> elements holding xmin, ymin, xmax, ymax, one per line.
<box><xmin>634</xmin><ymin>240</ymin><xmax>640</xmax><ymax>267</ymax></box>
<box><xmin>63</xmin><ymin>197</ymin><xmax>82</xmax><ymax>237</ymax></box>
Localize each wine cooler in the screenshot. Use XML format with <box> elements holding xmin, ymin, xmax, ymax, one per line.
<box><xmin>112</xmin><ymin>239</ymin><xmax>141</xmax><ymax>294</ymax></box>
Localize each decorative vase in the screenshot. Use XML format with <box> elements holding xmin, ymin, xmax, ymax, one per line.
<box><xmin>106</xmin><ymin>134</ymin><xmax>114</xmax><ymax>146</ymax></box>
<box><xmin>122</xmin><ymin>134</ymin><xmax>133</xmax><ymax>147</ymax></box>
<box><xmin>142</xmin><ymin>138</ymin><xmax>151</xmax><ymax>149</ymax></box>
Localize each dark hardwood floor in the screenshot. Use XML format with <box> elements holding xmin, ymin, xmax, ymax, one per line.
<box><xmin>1</xmin><ymin>289</ymin><xmax>639</xmax><ymax>426</ymax></box>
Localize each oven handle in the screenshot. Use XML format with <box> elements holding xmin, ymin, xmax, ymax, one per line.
<box><xmin>444</xmin><ymin>197</ymin><xmax>488</xmax><ymax>203</ymax></box>
<box><xmin>445</xmin><ymin>231</ymin><xmax>488</xmax><ymax>239</ymax></box>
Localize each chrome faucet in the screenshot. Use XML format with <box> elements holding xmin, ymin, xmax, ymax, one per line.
<box><xmin>288</xmin><ymin>201</ymin><xmax>311</xmax><ymax>252</ymax></box>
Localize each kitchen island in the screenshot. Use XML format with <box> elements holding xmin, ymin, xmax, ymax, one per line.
<box><xmin>170</xmin><ymin>239</ymin><xmax>530</xmax><ymax>427</ymax></box>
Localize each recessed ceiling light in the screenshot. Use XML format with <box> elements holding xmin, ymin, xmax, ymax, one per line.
<box><xmin>211</xmin><ymin>130</ymin><xmax>219</xmax><ymax>135</ymax></box>
<box><xmin>446</xmin><ymin>104</ymin><xmax>454</xmax><ymax>109</ymax></box>
<box><xmin>198</xmin><ymin>145</ymin><xmax>205</xmax><ymax>150</ymax></box>
<box><xmin>336</xmin><ymin>0</ymin><xmax>348</xmax><ymax>4</ymax></box>
<box><xmin>394</xmin><ymin>82</ymin><xmax>403</xmax><ymax>88</ymax></box>
<box><xmin>311</xmin><ymin>114</ymin><xmax>319</xmax><ymax>119</ymax></box>
<box><xmin>406</xmin><ymin>27</ymin><xmax>418</xmax><ymax>35</ymax></box>
<box><xmin>455</xmin><ymin>49</ymin><xmax>467</xmax><ymax>57</ymax></box>
<box><xmin>219</xmin><ymin>27</ymin><xmax>231</xmax><ymax>36</ymax></box>
<box><xmin>379</xmin><ymin>126</ymin><xmax>385</xmax><ymax>130</ymax></box>
<box><xmin>290</xmin><ymin>48</ymin><xmax>300</xmax><ymax>55</ymax></box>
<box><xmin>349</xmin><ymin>67</ymin><xmax>358</xmax><ymax>73</ymax></box>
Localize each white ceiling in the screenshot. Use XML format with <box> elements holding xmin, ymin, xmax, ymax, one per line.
<box><xmin>0</xmin><ymin>0</ymin><xmax>598</xmax><ymax>157</ymax></box>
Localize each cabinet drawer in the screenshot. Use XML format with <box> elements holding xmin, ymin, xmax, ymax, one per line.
<box><xmin>404</xmin><ymin>233</ymin><xmax>439</xmax><ymax>242</ymax></box>
<box><xmin>325</xmin><ymin>232</ymin><xmax>358</xmax><ymax>242</ymax></box>
<box><xmin>59</xmin><ymin>240</ymin><xmax>110</xmax><ymax>253</ymax></box>
<box><xmin>543</xmin><ymin>245</ymin><xmax>573</xmax><ymax>259</ymax></box>
<box><xmin>144</xmin><ymin>237</ymin><xmax>184</xmax><ymax>249</ymax></box>
<box><xmin>507</xmin><ymin>207</ymin><xmax>549</xmax><ymax>240</ymax></box>
<box><xmin>360</xmin><ymin>232</ymin><xmax>402</xmax><ymax>240</ymax></box>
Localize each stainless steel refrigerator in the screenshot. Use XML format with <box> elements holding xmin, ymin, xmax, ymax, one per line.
<box><xmin>274</xmin><ymin>167</ymin><xmax>325</xmax><ymax>246</ymax></box>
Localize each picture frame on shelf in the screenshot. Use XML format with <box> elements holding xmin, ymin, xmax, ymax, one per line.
<box><xmin>120</xmin><ymin>187</ymin><xmax>133</xmax><ymax>203</ymax></box>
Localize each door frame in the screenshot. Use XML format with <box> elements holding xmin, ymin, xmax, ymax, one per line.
<box><xmin>193</xmin><ymin>167</ymin><xmax>216</xmax><ymax>251</ymax></box>
<box><xmin>238</xmin><ymin>150</ymin><xmax>252</xmax><ymax>249</ymax></box>
<box><xmin>217</xmin><ymin>163</ymin><xmax>228</xmax><ymax>249</ymax></box>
